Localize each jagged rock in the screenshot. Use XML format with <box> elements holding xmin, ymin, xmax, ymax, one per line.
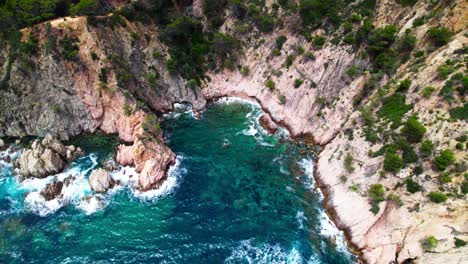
<box><xmin>89</xmin><ymin>169</ymin><xmax>114</xmax><ymax>193</ymax></box>
<box><xmin>16</xmin><ymin>135</ymin><xmax>81</xmax><ymax>179</ymax></box>
<box><xmin>259</xmin><ymin>114</ymin><xmax>278</xmax><ymax>134</ymax></box>
<box><xmin>102</xmin><ymin>159</ymin><xmax>118</xmax><ymax>171</ymax></box>
<box><xmin>40</xmin><ymin>180</ymin><xmax>63</xmax><ymax>201</ymax></box>
<box><xmin>42</xmin><ymin>134</ymin><xmax>67</xmax><ymax>157</ymax></box>
<box><xmin>63</xmin><ymin>175</ymin><xmax>75</xmax><ymax>187</ymax></box>
<box><xmin>18</xmin><ymin>146</ymin><xmax>65</xmax><ymax>178</ymax></box>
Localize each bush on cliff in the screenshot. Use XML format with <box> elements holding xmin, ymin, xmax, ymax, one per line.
<box><xmin>406</xmin><ymin>178</ymin><xmax>422</xmax><ymax>193</ymax></box>
<box><xmin>402</xmin><ymin>116</ymin><xmax>426</xmax><ymax>143</ymax></box>
<box><xmin>428</xmin><ymin>192</ymin><xmax>447</xmax><ymax>203</ymax></box>
<box><xmin>422</xmin><ymin>236</ymin><xmax>438</xmax><ymax>251</ymax></box>
<box><xmin>383</xmin><ymin>152</ymin><xmax>404</xmax><ymax>173</ymax></box>
<box><xmin>434</xmin><ymin>149</ymin><xmax>456</xmax><ymax>171</ymax></box>
<box><xmin>427</xmin><ymin>27</ymin><xmax>452</xmax><ymax>47</ymax></box>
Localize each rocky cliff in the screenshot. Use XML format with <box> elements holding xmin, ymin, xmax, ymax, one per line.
<box><xmin>0</xmin><ymin>0</ymin><xmax>466</xmax><ymax>263</ymax></box>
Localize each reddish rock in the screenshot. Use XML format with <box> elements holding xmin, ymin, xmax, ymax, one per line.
<box><xmin>259</xmin><ymin>114</ymin><xmax>278</xmax><ymax>134</ymax></box>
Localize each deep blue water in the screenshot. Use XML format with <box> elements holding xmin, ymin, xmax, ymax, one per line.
<box><xmin>0</xmin><ymin>99</ymin><xmax>355</xmax><ymax>263</ymax></box>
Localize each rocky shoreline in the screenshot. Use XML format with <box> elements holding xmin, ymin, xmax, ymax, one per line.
<box><xmin>1</xmin><ymin>0</ymin><xmax>466</xmax><ymax>262</ymax></box>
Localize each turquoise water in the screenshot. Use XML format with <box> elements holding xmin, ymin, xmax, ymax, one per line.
<box><xmin>0</xmin><ymin>99</ymin><xmax>355</xmax><ymax>263</ymax></box>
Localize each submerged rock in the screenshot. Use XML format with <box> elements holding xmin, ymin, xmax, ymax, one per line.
<box><xmin>89</xmin><ymin>169</ymin><xmax>114</xmax><ymax>193</ymax></box>
<box><xmin>40</xmin><ymin>180</ymin><xmax>64</xmax><ymax>201</ymax></box>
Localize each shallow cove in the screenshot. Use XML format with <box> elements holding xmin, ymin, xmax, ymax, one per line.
<box><xmin>0</xmin><ymin>99</ymin><xmax>355</xmax><ymax>263</ymax></box>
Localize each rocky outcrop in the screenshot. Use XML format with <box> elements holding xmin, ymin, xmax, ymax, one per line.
<box><xmin>40</xmin><ymin>180</ymin><xmax>64</xmax><ymax>201</ymax></box>
<box><xmin>89</xmin><ymin>168</ymin><xmax>114</xmax><ymax>193</ymax></box>
<box><xmin>17</xmin><ymin>134</ymin><xmax>80</xmax><ymax>178</ymax></box>
<box><xmin>0</xmin><ymin>138</ymin><xmax>4</xmax><ymax>148</ymax></box>
<box><xmin>259</xmin><ymin>114</ymin><xmax>278</xmax><ymax>134</ymax></box>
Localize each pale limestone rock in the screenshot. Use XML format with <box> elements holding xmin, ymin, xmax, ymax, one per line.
<box><xmin>89</xmin><ymin>169</ymin><xmax>114</xmax><ymax>193</ymax></box>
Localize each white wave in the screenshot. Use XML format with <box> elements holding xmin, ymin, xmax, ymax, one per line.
<box><xmin>77</xmin><ymin>195</ymin><xmax>107</xmax><ymax>215</ymax></box>
<box><xmin>318</xmin><ymin>210</ymin><xmax>351</xmax><ymax>257</ymax></box>
<box><xmin>164</xmin><ymin>102</ymin><xmax>195</xmax><ymax>119</ymax></box>
<box><xmin>20</xmin><ymin>154</ymin><xmax>99</xmax><ymax>216</ymax></box>
<box><xmin>296</xmin><ymin>210</ymin><xmax>307</xmax><ymax>230</ymax></box>
<box><xmin>225</xmin><ymin>239</ymin><xmax>304</xmax><ymax>264</ymax></box>
<box><xmin>24</xmin><ymin>192</ymin><xmax>62</xmax><ymax>216</ymax></box>
<box><xmin>298</xmin><ymin>158</ymin><xmax>316</xmax><ymax>191</ymax></box>
<box><xmin>132</xmin><ymin>155</ymin><xmax>186</xmax><ymax>201</ymax></box>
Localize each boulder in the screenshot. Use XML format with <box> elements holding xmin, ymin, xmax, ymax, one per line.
<box><xmin>40</xmin><ymin>180</ymin><xmax>64</xmax><ymax>201</ymax></box>
<box><xmin>42</xmin><ymin>134</ymin><xmax>67</xmax><ymax>157</ymax></box>
<box><xmin>0</xmin><ymin>138</ymin><xmax>4</xmax><ymax>148</ymax></box>
<box><xmin>89</xmin><ymin>169</ymin><xmax>114</xmax><ymax>193</ymax></box>
<box><xmin>17</xmin><ymin>134</ymin><xmax>81</xmax><ymax>179</ymax></box>
<box><xmin>18</xmin><ymin>147</ymin><xmax>65</xmax><ymax>178</ymax></box>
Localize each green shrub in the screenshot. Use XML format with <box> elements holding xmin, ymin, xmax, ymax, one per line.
<box><xmin>397</xmin><ymin>30</ymin><xmax>416</xmax><ymax>52</ymax></box>
<box><xmin>294</xmin><ymin>79</ymin><xmax>304</xmax><ymax>88</ymax></box>
<box><xmin>454</xmin><ymin>237</ymin><xmax>466</xmax><ymax>248</ymax></box>
<box><xmin>421</xmin><ymin>86</ymin><xmax>435</xmax><ymax>98</ymax></box>
<box><xmin>402</xmin><ymin>144</ymin><xmax>419</xmax><ymax>164</ymax></box>
<box><xmin>344</xmin><ymin>152</ymin><xmax>355</xmax><ymax>173</ymax></box>
<box><xmin>427</xmin><ymin>27</ymin><xmax>452</xmax><ymax>47</ymax></box>
<box><xmin>368</xmin><ymin>184</ymin><xmax>385</xmax><ymax>202</ymax></box>
<box><xmin>123</xmin><ymin>103</ymin><xmax>132</xmax><ymax>116</ymax></box>
<box><xmin>428</xmin><ymin>192</ymin><xmax>447</xmax><ymax>203</ymax></box>
<box><xmin>402</xmin><ymin>116</ymin><xmax>426</xmax><ymax>143</ymax></box>
<box><xmin>462</xmin><ymin>179</ymin><xmax>468</xmax><ymax>194</ymax></box>
<box><xmin>378</xmin><ymin>94</ymin><xmax>412</xmax><ymax>127</ymax></box>
<box><xmin>439</xmin><ymin>172</ymin><xmax>452</xmax><ymax>184</ymax></box>
<box><xmin>59</xmin><ymin>36</ymin><xmax>80</xmax><ymax>61</ymax></box>
<box><xmin>299</xmin><ymin>0</ymin><xmax>341</xmax><ymax>28</ymax></box>
<box><xmin>275</xmin><ymin>35</ymin><xmax>287</xmax><ymax>50</ymax></box>
<box><xmin>413</xmin><ymin>165</ymin><xmax>423</xmax><ymax>175</ymax></box>
<box><xmin>202</xmin><ymin>0</ymin><xmax>227</xmax><ymax>29</ymax></box>
<box><xmin>304</xmin><ymin>51</ymin><xmax>316</xmax><ymax>60</ymax></box>
<box><xmin>278</xmin><ymin>94</ymin><xmax>287</xmax><ymax>105</ymax></box>
<box><xmin>421</xmin><ymin>140</ymin><xmax>434</xmax><ymax>157</ymax></box>
<box><xmin>434</xmin><ymin>149</ymin><xmax>456</xmax><ymax>171</ymax></box>
<box><xmin>397</xmin><ymin>79</ymin><xmax>412</xmax><ymax>92</ymax></box>
<box><xmin>396</xmin><ymin>0</ymin><xmax>417</xmax><ymax>6</ymax></box>
<box><xmin>384</xmin><ymin>152</ymin><xmax>404</xmax><ymax>173</ymax></box>
<box><xmin>422</xmin><ymin>236</ymin><xmax>438</xmax><ymax>251</ymax></box>
<box><xmin>265</xmin><ymin>79</ymin><xmax>276</xmax><ymax>90</ymax></box>
<box><xmin>437</xmin><ymin>64</ymin><xmax>455</xmax><ymax>79</ymax></box>
<box><xmin>70</xmin><ymin>0</ymin><xmax>98</xmax><ymax>16</ymax></box>
<box><xmin>455</xmin><ymin>142</ymin><xmax>464</xmax><ymax>150</ymax></box>
<box><xmin>312</xmin><ymin>35</ymin><xmax>326</xmax><ymax>48</ymax></box>
<box><xmin>240</xmin><ymin>66</ymin><xmax>250</xmax><ymax>76</ymax></box>
<box><xmin>285</xmin><ymin>55</ymin><xmax>295</xmax><ymax>68</ymax></box>
<box><xmin>449</xmin><ymin>103</ymin><xmax>468</xmax><ymax>121</ymax></box>
<box><xmin>387</xmin><ymin>193</ymin><xmax>403</xmax><ymax>206</ymax></box>
<box><xmin>406</xmin><ymin>178</ymin><xmax>422</xmax><ymax>193</ymax></box>
<box><xmin>368</xmin><ymin>25</ymin><xmax>398</xmax><ymax>56</ymax></box>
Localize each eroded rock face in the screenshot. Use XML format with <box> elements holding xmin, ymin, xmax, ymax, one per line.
<box><xmin>40</xmin><ymin>180</ymin><xmax>64</xmax><ymax>201</ymax></box>
<box><xmin>17</xmin><ymin>135</ymin><xmax>80</xmax><ymax>179</ymax></box>
<box><xmin>259</xmin><ymin>114</ymin><xmax>278</xmax><ymax>134</ymax></box>
<box><xmin>89</xmin><ymin>168</ymin><xmax>114</xmax><ymax>193</ymax></box>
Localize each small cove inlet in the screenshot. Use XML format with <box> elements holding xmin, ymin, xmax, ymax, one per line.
<box><xmin>0</xmin><ymin>98</ymin><xmax>355</xmax><ymax>263</ymax></box>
